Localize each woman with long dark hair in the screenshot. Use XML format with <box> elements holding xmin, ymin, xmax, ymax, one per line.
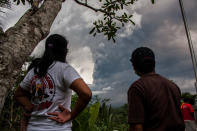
<box><xmin>15</xmin><ymin>34</ymin><xmax>92</xmax><ymax>131</ymax></box>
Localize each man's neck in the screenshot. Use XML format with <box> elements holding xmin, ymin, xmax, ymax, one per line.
<box><xmin>140</xmin><ymin>71</ymin><xmax>156</xmax><ymax>77</ymax></box>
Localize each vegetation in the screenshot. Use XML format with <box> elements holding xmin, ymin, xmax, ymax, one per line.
<box><xmin>111</xmin><ymin>104</ymin><xmax>128</xmax><ymax>131</ymax></box>
<box><xmin>181</xmin><ymin>92</ymin><xmax>197</xmax><ymax>105</ymax></box>
<box><xmin>11</xmin><ymin>0</ymin><xmax>155</xmax><ymax>42</ymax></box>
<box><xmin>1</xmin><ymin>90</ymin><xmax>197</xmax><ymax>130</ymax></box>
<box><xmin>0</xmin><ymin>90</ymin><xmax>129</xmax><ymax>131</ymax></box>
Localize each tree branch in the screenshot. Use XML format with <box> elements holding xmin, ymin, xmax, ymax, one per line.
<box><xmin>74</xmin><ymin>0</ymin><xmax>105</xmax><ymax>13</ymax></box>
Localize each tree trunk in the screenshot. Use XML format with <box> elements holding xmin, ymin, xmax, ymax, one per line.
<box><xmin>0</xmin><ymin>0</ymin><xmax>64</xmax><ymax>114</ymax></box>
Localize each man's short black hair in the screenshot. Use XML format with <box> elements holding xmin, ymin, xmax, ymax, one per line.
<box><xmin>131</xmin><ymin>47</ymin><xmax>155</xmax><ymax>74</ymax></box>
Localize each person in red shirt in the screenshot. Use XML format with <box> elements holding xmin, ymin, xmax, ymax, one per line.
<box><xmin>181</xmin><ymin>98</ymin><xmax>196</xmax><ymax>131</ymax></box>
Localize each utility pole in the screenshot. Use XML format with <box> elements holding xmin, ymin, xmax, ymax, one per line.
<box><xmin>178</xmin><ymin>0</ymin><xmax>197</xmax><ymax>93</ymax></box>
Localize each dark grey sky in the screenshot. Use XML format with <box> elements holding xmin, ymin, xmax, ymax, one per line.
<box><xmin>89</xmin><ymin>0</ymin><xmax>197</xmax><ymax>106</ymax></box>
<box><xmin>3</xmin><ymin>0</ymin><xmax>197</xmax><ymax>106</ymax></box>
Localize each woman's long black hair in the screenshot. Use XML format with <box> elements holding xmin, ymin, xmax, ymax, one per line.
<box><xmin>34</xmin><ymin>34</ymin><xmax>68</xmax><ymax>78</ymax></box>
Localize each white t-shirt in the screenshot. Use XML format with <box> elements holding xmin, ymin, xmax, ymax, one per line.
<box><xmin>20</xmin><ymin>61</ymin><xmax>81</xmax><ymax>131</ymax></box>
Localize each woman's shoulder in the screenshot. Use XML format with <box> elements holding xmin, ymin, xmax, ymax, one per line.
<box><xmin>54</xmin><ymin>61</ymin><xmax>80</xmax><ymax>78</ymax></box>
<box><xmin>54</xmin><ymin>61</ymin><xmax>73</xmax><ymax>70</ymax></box>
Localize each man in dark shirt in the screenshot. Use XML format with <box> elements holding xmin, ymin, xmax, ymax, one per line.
<box><xmin>128</xmin><ymin>47</ymin><xmax>185</xmax><ymax>131</ymax></box>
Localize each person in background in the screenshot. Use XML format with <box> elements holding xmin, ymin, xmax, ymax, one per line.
<box><xmin>128</xmin><ymin>47</ymin><xmax>185</xmax><ymax>131</ymax></box>
<box><xmin>181</xmin><ymin>97</ymin><xmax>196</xmax><ymax>131</ymax></box>
<box><xmin>14</xmin><ymin>34</ymin><xmax>92</xmax><ymax>131</ymax></box>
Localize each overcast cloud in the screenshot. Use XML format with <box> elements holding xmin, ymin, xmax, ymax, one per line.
<box><xmin>2</xmin><ymin>0</ymin><xmax>197</xmax><ymax>106</ymax></box>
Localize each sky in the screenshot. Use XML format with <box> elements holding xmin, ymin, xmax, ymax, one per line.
<box><xmin>1</xmin><ymin>0</ymin><xmax>197</xmax><ymax>106</ymax></box>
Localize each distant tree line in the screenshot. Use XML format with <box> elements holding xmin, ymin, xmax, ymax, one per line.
<box><xmin>181</xmin><ymin>92</ymin><xmax>197</xmax><ymax>105</ymax></box>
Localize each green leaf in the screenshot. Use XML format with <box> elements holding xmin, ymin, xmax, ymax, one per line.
<box><xmin>129</xmin><ymin>15</ymin><xmax>133</xmax><ymax>18</ymax></box>
<box><xmin>88</xmin><ymin>102</ymin><xmax>100</xmax><ymax>129</ymax></box>
<box><xmin>112</xmin><ymin>37</ymin><xmax>116</xmax><ymax>43</ymax></box>
<box><xmin>89</xmin><ymin>27</ymin><xmax>95</xmax><ymax>34</ymax></box>
<box><xmin>97</xmin><ymin>28</ymin><xmax>101</xmax><ymax>33</ymax></box>
<box><xmin>17</xmin><ymin>0</ymin><xmax>20</xmax><ymax>5</ymax></box>
<box><xmin>75</xmin><ymin>108</ymin><xmax>90</xmax><ymax>130</ymax></box>
<box><xmin>107</xmin><ymin>34</ymin><xmax>111</xmax><ymax>40</ymax></box>
<box><xmin>30</xmin><ymin>0</ymin><xmax>34</xmax><ymax>5</ymax></box>
<box><xmin>72</xmin><ymin>119</ymin><xmax>81</xmax><ymax>131</ymax></box>
<box><xmin>124</xmin><ymin>12</ymin><xmax>127</xmax><ymax>17</ymax></box>
<box><xmin>129</xmin><ymin>19</ymin><xmax>135</xmax><ymax>25</ymax></box>
<box><xmin>121</xmin><ymin>4</ymin><xmax>123</xmax><ymax>9</ymax></box>
<box><xmin>21</xmin><ymin>0</ymin><xmax>25</xmax><ymax>5</ymax></box>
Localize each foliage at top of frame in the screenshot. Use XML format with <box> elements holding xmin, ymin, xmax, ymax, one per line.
<box><xmin>12</xmin><ymin>0</ymin><xmax>155</xmax><ymax>43</ymax></box>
